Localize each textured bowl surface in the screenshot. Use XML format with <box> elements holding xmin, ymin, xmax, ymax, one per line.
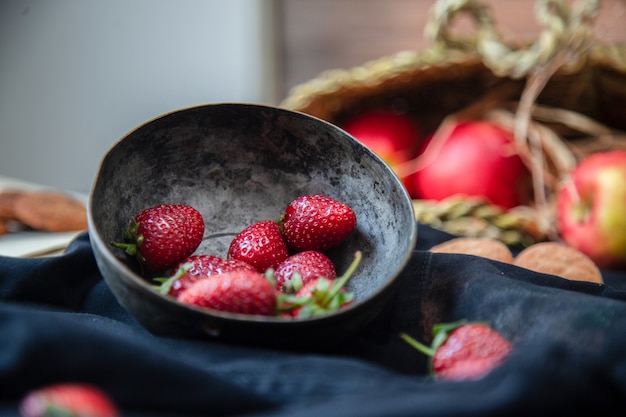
<box><xmin>88</xmin><ymin>103</ymin><xmax>416</xmax><ymax>349</ymax></box>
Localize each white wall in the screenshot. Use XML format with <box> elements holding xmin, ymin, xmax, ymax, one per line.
<box><xmin>0</xmin><ymin>0</ymin><xmax>277</xmax><ymax>193</ymax></box>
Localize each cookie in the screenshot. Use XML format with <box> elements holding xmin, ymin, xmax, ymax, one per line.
<box><xmin>13</xmin><ymin>191</ymin><xmax>88</xmax><ymax>232</ymax></box>
<box><xmin>0</xmin><ymin>189</ymin><xmax>24</xmax><ymax>219</ymax></box>
<box><xmin>514</xmin><ymin>242</ymin><xmax>603</xmax><ymax>284</ymax></box>
<box><xmin>430</xmin><ymin>237</ymin><xmax>514</xmax><ymax>264</ymax></box>
<box><xmin>0</xmin><ymin>218</ymin><xmax>9</xmax><ymax>235</ymax></box>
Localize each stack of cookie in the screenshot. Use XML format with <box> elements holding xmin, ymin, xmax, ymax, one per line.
<box><xmin>0</xmin><ymin>189</ymin><xmax>88</xmax><ymax>235</ymax></box>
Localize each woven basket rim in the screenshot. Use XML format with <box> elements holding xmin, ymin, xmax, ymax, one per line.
<box><xmin>281</xmin><ymin>42</ymin><xmax>626</xmax><ymax>117</ymax></box>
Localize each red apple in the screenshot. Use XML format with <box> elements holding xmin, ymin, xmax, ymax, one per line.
<box><xmin>342</xmin><ymin>109</ymin><xmax>421</xmax><ymax>192</ymax></box>
<box><xmin>410</xmin><ymin>120</ymin><xmax>532</xmax><ymax>209</ymax></box>
<box><xmin>556</xmin><ymin>150</ymin><xmax>626</xmax><ymax>271</ymax></box>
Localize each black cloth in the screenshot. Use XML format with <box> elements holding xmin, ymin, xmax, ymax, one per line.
<box><xmin>2</xmin><ymin>225</ymin><xmax>626</xmax><ymax>416</ymax></box>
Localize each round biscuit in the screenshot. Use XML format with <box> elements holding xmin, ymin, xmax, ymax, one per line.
<box><xmin>0</xmin><ymin>189</ymin><xmax>24</xmax><ymax>219</ymax></box>
<box><xmin>0</xmin><ymin>218</ymin><xmax>9</xmax><ymax>235</ymax></box>
<box><xmin>514</xmin><ymin>241</ymin><xmax>603</xmax><ymax>284</ymax></box>
<box><xmin>430</xmin><ymin>237</ymin><xmax>514</xmax><ymax>264</ymax></box>
<box><xmin>13</xmin><ymin>191</ymin><xmax>88</xmax><ymax>232</ymax></box>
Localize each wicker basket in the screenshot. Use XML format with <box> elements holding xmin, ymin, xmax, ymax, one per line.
<box><xmin>280</xmin><ymin>0</ymin><xmax>626</xmax><ymax>246</ymax></box>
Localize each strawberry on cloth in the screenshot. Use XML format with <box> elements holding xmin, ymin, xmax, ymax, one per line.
<box><xmin>19</xmin><ymin>383</ymin><xmax>119</xmax><ymax>417</ymax></box>
<box><xmin>401</xmin><ymin>320</ymin><xmax>513</xmax><ymax>381</ymax></box>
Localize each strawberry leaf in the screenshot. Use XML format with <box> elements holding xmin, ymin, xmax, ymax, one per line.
<box><xmin>401</xmin><ymin>319</ymin><xmax>470</xmax><ymax>357</ymax></box>
<box><xmin>264</xmin><ymin>268</ymin><xmax>277</xmax><ymax>287</ymax></box>
<box><xmin>276</xmin><ymin>293</ymin><xmax>311</xmax><ymax>313</ymax></box>
<box><xmin>431</xmin><ymin>320</ymin><xmax>468</xmax><ymax>351</ymax></box>
<box><xmin>154</xmin><ymin>262</ymin><xmax>193</xmax><ymax>295</ymax></box>
<box><xmin>289</xmin><ymin>250</ymin><xmax>362</xmax><ymax>319</ymax></box>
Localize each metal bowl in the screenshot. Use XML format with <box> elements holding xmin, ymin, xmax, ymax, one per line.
<box><xmin>88</xmin><ymin>103</ymin><xmax>417</xmax><ymax>349</ymax></box>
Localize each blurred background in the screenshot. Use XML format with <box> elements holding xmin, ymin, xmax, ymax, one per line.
<box><xmin>1</xmin><ymin>0</ymin><xmax>624</xmax><ymax>193</ymax></box>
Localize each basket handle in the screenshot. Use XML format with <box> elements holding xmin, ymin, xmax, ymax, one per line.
<box><xmin>424</xmin><ymin>0</ymin><xmax>600</xmax><ymax>79</ymax></box>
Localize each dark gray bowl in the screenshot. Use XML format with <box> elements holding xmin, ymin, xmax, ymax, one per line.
<box><xmin>88</xmin><ymin>103</ymin><xmax>417</xmax><ymax>350</ymax></box>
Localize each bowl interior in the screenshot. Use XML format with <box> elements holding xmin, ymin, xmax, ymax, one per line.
<box><xmin>89</xmin><ymin>103</ymin><xmax>417</xmax><ymax>345</ymax></box>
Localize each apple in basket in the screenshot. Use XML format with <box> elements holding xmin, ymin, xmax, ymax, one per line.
<box><xmin>342</xmin><ymin>109</ymin><xmax>422</xmax><ymax>193</ymax></box>
<box><xmin>410</xmin><ymin>119</ymin><xmax>532</xmax><ymax>210</ymax></box>
<box><xmin>556</xmin><ymin>150</ymin><xmax>626</xmax><ymax>271</ymax></box>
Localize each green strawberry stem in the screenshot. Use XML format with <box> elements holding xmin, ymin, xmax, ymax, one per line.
<box><xmin>264</xmin><ymin>268</ymin><xmax>276</xmax><ymax>286</ymax></box>
<box><xmin>276</xmin><ymin>293</ymin><xmax>311</xmax><ymax>312</ymax></box>
<box><xmin>110</xmin><ymin>218</ymin><xmax>140</xmax><ymax>252</ymax></box>
<box><xmin>287</xmin><ymin>271</ymin><xmax>304</xmax><ymax>293</ymax></box>
<box><xmin>110</xmin><ymin>218</ymin><xmax>146</xmax><ymax>269</ymax></box>
<box><xmin>430</xmin><ymin>320</ymin><xmax>468</xmax><ymax>351</ymax></box>
<box><xmin>323</xmin><ymin>250</ymin><xmax>361</xmax><ymax>308</ymax></box>
<box><xmin>276</xmin><ymin>250</ymin><xmax>362</xmax><ymax>317</ymax></box>
<box><xmin>400</xmin><ymin>333</ymin><xmax>436</xmax><ymax>357</ymax></box>
<box><xmin>400</xmin><ymin>319</ymin><xmax>470</xmax><ymax>357</ymax></box>
<box><xmin>110</xmin><ymin>241</ymin><xmax>137</xmax><ymax>256</ymax></box>
<box><xmin>153</xmin><ymin>262</ymin><xmax>193</xmax><ymax>295</ymax></box>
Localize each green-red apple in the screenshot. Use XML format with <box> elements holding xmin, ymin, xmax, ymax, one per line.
<box><xmin>556</xmin><ymin>150</ymin><xmax>626</xmax><ymax>271</ymax></box>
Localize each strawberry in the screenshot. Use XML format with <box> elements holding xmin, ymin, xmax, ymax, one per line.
<box><xmin>155</xmin><ymin>254</ymin><xmax>257</xmax><ymax>298</ymax></box>
<box><xmin>279</xmin><ymin>194</ymin><xmax>356</xmax><ymax>252</ymax></box>
<box><xmin>281</xmin><ymin>251</ymin><xmax>361</xmax><ymax>318</ymax></box>
<box><xmin>401</xmin><ymin>320</ymin><xmax>513</xmax><ymax>381</ymax></box>
<box><xmin>19</xmin><ymin>383</ymin><xmax>119</xmax><ymax>417</ymax></box>
<box><xmin>274</xmin><ymin>250</ymin><xmax>337</xmax><ymax>294</ymax></box>
<box><xmin>178</xmin><ymin>269</ymin><xmax>277</xmax><ymax>316</ymax></box>
<box><xmin>227</xmin><ymin>220</ymin><xmax>289</xmax><ymax>273</ymax></box>
<box><xmin>111</xmin><ymin>204</ymin><xmax>204</xmax><ymax>273</ymax></box>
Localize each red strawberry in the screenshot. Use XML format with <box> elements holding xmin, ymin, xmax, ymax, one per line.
<box><xmin>274</xmin><ymin>250</ymin><xmax>337</xmax><ymax>294</ymax></box>
<box><xmin>111</xmin><ymin>204</ymin><xmax>204</xmax><ymax>273</ymax></box>
<box><xmin>178</xmin><ymin>269</ymin><xmax>277</xmax><ymax>316</ymax></box>
<box><xmin>155</xmin><ymin>254</ymin><xmax>257</xmax><ymax>298</ymax></box>
<box><xmin>281</xmin><ymin>251</ymin><xmax>361</xmax><ymax>318</ymax></box>
<box><xmin>279</xmin><ymin>194</ymin><xmax>356</xmax><ymax>252</ymax></box>
<box><xmin>227</xmin><ymin>220</ymin><xmax>289</xmax><ymax>273</ymax></box>
<box><xmin>401</xmin><ymin>320</ymin><xmax>513</xmax><ymax>381</ymax></box>
<box><xmin>19</xmin><ymin>383</ymin><xmax>119</xmax><ymax>417</ymax></box>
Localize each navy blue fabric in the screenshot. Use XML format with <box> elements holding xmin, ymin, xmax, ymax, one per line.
<box><xmin>1</xmin><ymin>225</ymin><xmax>626</xmax><ymax>416</ymax></box>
